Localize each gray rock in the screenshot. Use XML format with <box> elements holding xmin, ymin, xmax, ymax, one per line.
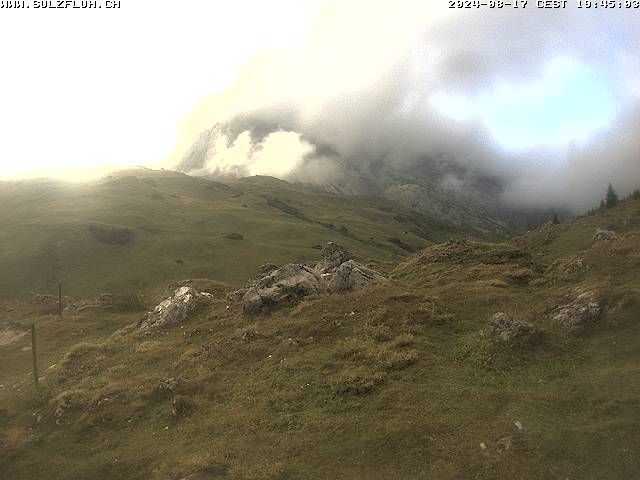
<box><xmin>549</xmin><ymin>290</ymin><xmax>601</xmax><ymax>331</ymax></box>
<box><xmin>485</xmin><ymin>312</ymin><xmax>541</xmax><ymax>345</ymax></box>
<box><xmin>593</xmin><ymin>229</ymin><xmax>620</xmax><ymax>242</ymax></box>
<box><xmin>242</xmin><ymin>264</ymin><xmax>320</xmax><ymax>314</ymax></box>
<box><xmin>322</xmin><ymin>260</ymin><xmax>385</xmax><ymax>293</ymax></box>
<box><xmin>241</xmin><ymin>242</ymin><xmax>385</xmax><ymax>314</ymax></box>
<box><xmin>140</xmin><ymin>287</ymin><xmax>206</xmax><ymax>330</ymax></box>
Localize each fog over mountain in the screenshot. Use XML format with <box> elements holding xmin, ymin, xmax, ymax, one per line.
<box><xmin>173</xmin><ymin>1</ymin><xmax>640</xmax><ymax>214</ymax></box>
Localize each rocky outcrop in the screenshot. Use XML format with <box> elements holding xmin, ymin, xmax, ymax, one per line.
<box><xmin>242</xmin><ymin>264</ymin><xmax>321</xmax><ymax>314</ymax></box>
<box><xmin>593</xmin><ymin>229</ymin><xmax>620</xmax><ymax>242</ymax></box>
<box><xmin>30</xmin><ymin>294</ymin><xmax>59</xmax><ymax>305</ymax></box>
<box><xmin>485</xmin><ymin>312</ymin><xmax>541</xmax><ymax>346</ymax></box>
<box><xmin>140</xmin><ymin>287</ymin><xmax>211</xmax><ymax>330</ymax></box>
<box><xmin>545</xmin><ymin>256</ymin><xmax>588</xmax><ymax>281</ymax></box>
<box><xmin>548</xmin><ymin>290</ymin><xmax>601</xmax><ymax>332</ymax></box>
<box><xmin>241</xmin><ymin>242</ymin><xmax>385</xmax><ymax>314</ymax></box>
<box><xmin>320</xmin><ymin>260</ymin><xmax>383</xmax><ymax>293</ymax></box>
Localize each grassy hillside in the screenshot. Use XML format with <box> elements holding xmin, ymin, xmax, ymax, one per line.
<box><xmin>1</xmin><ymin>194</ymin><xmax>639</xmax><ymax>479</ymax></box>
<box><xmin>0</xmin><ymin>169</ymin><xmax>456</xmax><ymax>299</ymax></box>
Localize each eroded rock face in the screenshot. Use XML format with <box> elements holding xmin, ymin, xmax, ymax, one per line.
<box><xmin>321</xmin><ymin>260</ymin><xmax>384</xmax><ymax>293</ymax></box>
<box><xmin>241</xmin><ymin>243</ymin><xmax>385</xmax><ymax>314</ymax></box>
<box><xmin>140</xmin><ymin>287</ymin><xmax>209</xmax><ymax>330</ymax></box>
<box><xmin>242</xmin><ymin>264</ymin><xmax>321</xmax><ymax>314</ymax></box>
<box><xmin>553</xmin><ymin>256</ymin><xmax>586</xmax><ymax>276</ymax></box>
<box><xmin>593</xmin><ymin>229</ymin><xmax>620</xmax><ymax>242</ymax></box>
<box><xmin>485</xmin><ymin>312</ymin><xmax>541</xmax><ymax>345</ymax></box>
<box><xmin>548</xmin><ymin>290</ymin><xmax>601</xmax><ymax>332</ymax></box>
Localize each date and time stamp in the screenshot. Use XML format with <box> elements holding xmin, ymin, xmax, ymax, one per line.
<box><xmin>0</xmin><ymin>1</ymin><xmax>121</xmax><ymax>8</ymax></box>
<box><xmin>449</xmin><ymin>0</ymin><xmax>640</xmax><ymax>8</ymax></box>
<box><xmin>2</xmin><ymin>0</ymin><xmax>637</xmax><ymax>10</ymax></box>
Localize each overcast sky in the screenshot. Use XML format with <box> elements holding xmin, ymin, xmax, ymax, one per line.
<box><xmin>1</xmin><ymin>1</ymin><xmax>639</xmax><ymax>208</ymax></box>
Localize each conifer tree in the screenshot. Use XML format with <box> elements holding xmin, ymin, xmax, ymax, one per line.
<box><xmin>605</xmin><ymin>183</ymin><xmax>619</xmax><ymax>209</ymax></box>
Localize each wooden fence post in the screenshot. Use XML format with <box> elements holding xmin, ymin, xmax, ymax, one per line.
<box><xmin>58</xmin><ymin>283</ymin><xmax>63</xmax><ymax>317</ymax></box>
<box><xmin>31</xmin><ymin>323</ymin><xmax>39</xmax><ymax>388</ymax></box>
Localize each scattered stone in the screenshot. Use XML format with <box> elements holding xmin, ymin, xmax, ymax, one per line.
<box><xmin>496</xmin><ymin>436</ymin><xmax>513</xmax><ymax>452</ymax></box>
<box><xmin>157</xmin><ymin>378</ymin><xmax>178</xmax><ymax>396</ymax></box>
<box><xmin>485</xmin><ymin>312</ymin><xmax>542</xmax><ymax>346</ymax></box>
<box><xmin>548</xmin><ymin>290</ymin><xmax>601</xmax><ymax>332</ymax></box>
<box><xmin>549</xmin><ymin>256</ymin><xmax>587</xmax><ymax>277</ymax></box>
<box><xmin>52</xmin><ymin>390</ymin><xmax>89</xmax><ymax>425</ymax></box>
<box><xmin>140</xmin><ymin>287</ymin><xmax>209</xmax><ymax>330</ymax></box>
<box><xmin>54</xmin><ymin>400</ymin><xmax>69</xmax><ymax>422</ymax></box>
<box><xmin>285</xmin><ymin>337</ymin><xmax>300</xmax><ymax>347</ymax></box>
<box><xmin>30</xmin><ymin>294</ymin><xmax>58</xmax><ymax>305</ymax></box>
<box><xmin>241</xmin><ymin>329</ymin><xmax>258</xmax><ymax>342</ymax></box>
<box><xmin>594</xmin><ymin>229</ymin><xmax>620</xmax><ymax>242</ymax></box>
<box><xmin>183</xmin><ymin>328</ymin><xmax>202</xmax><ymax>340</ymax></box>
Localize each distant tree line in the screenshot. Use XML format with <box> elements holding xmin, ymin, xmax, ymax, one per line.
<box><xmin>583</xmin><ymin>183</ymin><xmax>640</xmax><ymax>217</ymax></box>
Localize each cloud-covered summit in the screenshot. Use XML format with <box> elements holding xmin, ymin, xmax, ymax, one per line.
<box><xmin>173</xmin><ymin>1</ymin><xmax>640</xmax><ymax>211</ymax></box>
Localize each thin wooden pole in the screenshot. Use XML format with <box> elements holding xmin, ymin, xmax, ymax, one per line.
<box><xmin>31</xmin><ymin>323</ymin><xmax>39</xmax><ymax>388</ymax></box>
<box><xmin>58</xmin><ymin>283</ymin><xmax>62</xmax><ymax>317</ymax></box>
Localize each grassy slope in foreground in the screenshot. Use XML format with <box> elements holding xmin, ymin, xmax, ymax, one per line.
<box><xmin>1</xmin><ymin>197</ymin><xmax>640</xmax><ymax>479</ymax></box>
<box><xmin>0</xmin><ymin>169</ymin><xmax>456</xmax><ymax>299</ymax></box>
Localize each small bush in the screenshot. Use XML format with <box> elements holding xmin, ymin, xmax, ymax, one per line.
<box><xmin>453</xmin><ymin>336</ymin><xmax>497</xmax><ymax>370</ymax></box>
<box><xmin>225</xmin><ymin>232</ymin><xmax>244</xmax><ymax>240</ymax></box>
<box><xmin>362</xmin><ymin>323</ymin><xmax>393</xmax><ymax>342</ymax></box>
<box><xmin>379</xmin><ymin>349</ymin><xmax>419</xmax><ymax>370</ymax></box>
<box><xmin>24</xmin><ymin>382</ymin><xmax>55</xmax><ymax>409</ymax></box>
<box><xmin>171</xmin><ymin>395</ymin><xmax>196</xmax><ymax>418</ymax></box>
